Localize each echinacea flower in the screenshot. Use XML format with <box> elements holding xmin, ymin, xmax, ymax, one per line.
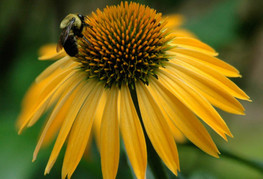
<box><xmin>17</xmin><ymin>2</ymin><xmax>250</xmax><ymax>179</ymax></box>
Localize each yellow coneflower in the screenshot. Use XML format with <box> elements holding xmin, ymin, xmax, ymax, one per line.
<box><xmin>17</xmin><ymin>2</ymin><xmax>250</xmax><ymax>179</ymax></box>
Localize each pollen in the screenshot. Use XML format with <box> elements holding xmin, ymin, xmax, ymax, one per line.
<box><xmin>76</xmin><ymin>1</ymin><xmax>172</xmax><ymax>88</ymax></box>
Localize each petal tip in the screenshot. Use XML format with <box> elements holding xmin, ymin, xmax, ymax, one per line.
<box><xmin>18</xmin><ymin>128</ymin><xmax>23</xmax><ymax>135</ymax></box>
<box><xmin>38</xmin><ymin>56</ymin><xmax>46</xmax><ymax>60</ymax></box>
<box><xmin>214</xmin><ymin>153</ymin><xmax>220</xmax><ymax>158</ymax></box>
<box><xmin>44</xmin><ymin>162</ymin><xmax>54</xmax><ymax>176</ymax></box>
<box><xmin>44</xmin><ymin>170</ymin><xmax>49</xmax><ymax>176</ymax></box>
<box><xmin>239</xmin><ymin>112</ymin><xmax>246</xmax><ymax>116</ymax></box>
<box><xmin>247</xmin><ymin>98</ymin><xmax>252</xmax><ymax>102</ymax></box>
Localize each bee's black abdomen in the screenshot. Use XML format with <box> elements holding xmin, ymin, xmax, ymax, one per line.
<box><xmin>58</xmin><ymin>14</ymin><xmax>90</xmax><ymax>57</ymax></box>
<box><xmin>64</xmin><ymin>35</ymin><xmax>78</xmax><ymax>56</ymax></box>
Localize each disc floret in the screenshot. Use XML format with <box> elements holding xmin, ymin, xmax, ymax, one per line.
<box><xmin>76</xmin><ymin>2</ymin><xmax>172</xmax><ymax>88</ymax></box>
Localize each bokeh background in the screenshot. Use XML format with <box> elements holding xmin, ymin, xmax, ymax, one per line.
<box><xmin>1</xmin><ymin>0</ymin><xmax>263</xmax><ymax>178</ymax></box>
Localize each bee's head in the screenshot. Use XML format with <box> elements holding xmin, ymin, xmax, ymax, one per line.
<box><xmin>60</xmin><ymin>14</ymin><xmax>82</xmax><ymax>30</ymax></box>
<box><xmin>77</xmin><ymin>14</ymin><xmax>85</xmax><ymax>21</ymax></box>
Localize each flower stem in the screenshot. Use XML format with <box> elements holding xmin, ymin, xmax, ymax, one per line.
<box><xmin>220</xmin><ymin>149</ymin><xmax>263</xmax><ymax>174</ymax></box>
<box><xmin>129</xmin><ymin>86</ymin><xmax>168</xmax><ymax>179</ymax></box>
<box><xmin>182</xmin><ymin>142</ymin><xmax>263</xmax><ymax>174</ymax></box>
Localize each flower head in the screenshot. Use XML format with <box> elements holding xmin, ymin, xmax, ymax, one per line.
<box><xmin>17</xmin><ymin>2</ymin><xmax>250</xmax><ymax>179</ymax></box>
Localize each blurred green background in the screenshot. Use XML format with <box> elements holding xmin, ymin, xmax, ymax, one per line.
<box><xmin>1</xmin><ymin>0</ymin><xmax>263</xmax><ymax>178</ymax></box>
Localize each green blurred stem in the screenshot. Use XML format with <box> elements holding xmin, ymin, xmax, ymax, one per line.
<box><xmin>183</xmin><ymin>142</ymin><xmax>263</xmax><ymax>174</ymax></box>
<box><xmin>221</xmin><ymin>148</ymin><xmax>263</xmax><ymax>174</ymax></box>
<box><xmin>129</xmin><ymin>86</ymin><xmax>168</xmax><ymax>179</ymax></box>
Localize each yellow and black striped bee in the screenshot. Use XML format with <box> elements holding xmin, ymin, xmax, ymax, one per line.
<box><xmin>56</xmin><ymin>14</ymin><xmax>91</xmax><ymax>56</ymax></box>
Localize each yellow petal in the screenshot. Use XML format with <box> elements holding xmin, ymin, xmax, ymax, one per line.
<box><xmin>165</xmin><ymin>64</ymin><xmax>245</xmax><ymax>115</ymax></box>
<box><xmin>93</xmin><ymin>92</ymin><xmax>107</xmax><ymax>151</ymax></box>
<box><xmin>41</xmin><ymin>73</ymin><xmax>84</xmax><ymax>146</ymax></box>
<box><xmin>158</xmin><ymin>70</ymin><xmax>232</xmax><ymax>140</ymax></box>
<box><xmin>168</xmin><ymin>48</ymin><xmax>240</xmax><ymax>77</ymax></box>
<box><xmin>44</xmin><ymin>68</ymin><xmax>82</xmax><ymax>112</ymax></box>
<box><xmin>120</xmin><ymin>85</ymin><xmax>147</xmax><ymax>179</ymax></box>
<box><xmin>164</xmin><ymin>14</ymin><xmax>184</xmax><ymax>29</ymax></box>
<box><xmin>100</xmin><ymin>87</ymin><xmax>120</xmax><ymax>179</ymax></box>
<box><xmin>33</xmin><ymin>73</ymin><xmax>85</xmax><ymax>161</ymax></box>
<box><xmin>170</xmin><ymin>30</ymin><xmax>196</xmax><ymax>38</ymax></box>
<box><xmin>170</xmin><ymin>56</ymin><xmax>250</xmax><ymax>101</ymax></box>
<box><xmin>62</xmin><ymin>83</ymin><xmax>104</xmax><ymax>179</ymax></box>
<box><xmin>45</xmin><ymin>80</ymin><xmax>96</xmax><ymax>174</ymax></box>
<box><xmin>20</xmin><ymin>68</ymin><xmax>66</xmax><ymax>113</ymax></box>
<box><xmin>36</xmin><ymin>57</ymin><xmax>74</xmax><ymax>82</ymax></box>
<box><xmin>82</xmin><ymin>132</ymin><xmax>93</xmax><ymax>160</ymax></box>
<box><xmin>18</xmin><ymin>69</ymin><xmax>76</xmax><ymax>133</ymax></box>
<box><xmin>41</xmin><ymin>72</ymin><xmax>85</xmax><ymax>146</ymax></box>
<box><xmin>20</xmin><ymin>64</ymin><xmax>73</xmax><ymax>111</ymax></box>
<box><xmin>38</xmin><ymin>44</ymin><xmax>67</xmax><ymax>60</ymax></box>
<box><xmin>136</xmin><ymin>82</ymin><xmax>179</xmax><ymax>175</ymax></box>
<box><xmin>171</xmin><ymin>37</ymin><xmax>218</xmax><ymax>56</ymax></box>
<box><xmin>164</xmin><ymin>116</ymin><xmax>185</xmax><ymax>143</ymax></box>
<box><xmin>19</xmin><ymin>71</ymin><xmax>61</xmax><ymax>121</ymax></box>
<box><xmin>27</xmin><ymin>70</ymin><xmax>77</xmax><ymax>127</ymax></box>
<box><xmin>148</xmin><ymin>78</ymin><xmax>219</xmax><ymax>157</ymax></box>
<box><xmin>166</xmin><ymin>31</ymin><xmax>196</xmax><ymax>43</ymax></box>
<box><xmin>36</xmin><ymin>89</ymin><xmax>76</xmax><ymax>157</ymax></box>
<box><xmin>17</xmin><ymin>84</ymin><xmax>42</xmax><ymax>129</ymax></box>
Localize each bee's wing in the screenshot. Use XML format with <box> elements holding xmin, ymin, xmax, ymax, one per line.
<box><xmin>56</xmin><ymin>18</ymin><xmax>76</xmax><ymax>52</ymax></box>
<box><xmin>56</xmin><ymin>35</ymin><xmax>64</xmax><ymax>52</ymax></box>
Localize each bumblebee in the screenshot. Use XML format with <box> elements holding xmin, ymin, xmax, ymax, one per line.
<box><xmin>57</xmin><ymin>14</ymin><xmax>91</xmax><ymax>56</ymax></box>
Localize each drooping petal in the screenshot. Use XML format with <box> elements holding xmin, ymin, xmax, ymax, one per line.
<box><xmin>93</xmin><ymin>92</ymin><xmax>107</xmax><ymax>150</ymax></box>
<box><xmin>18</xmin><ymin>68</ymin><xmax>77</xmax><ymax>133</ymax></box>
<box><xmin>40</xmin><ymin>72</ymin><xmax>86</xmax><ymax>146</ymax></box>
<box><xmin>164</xmin><ymin>14</ymin><xmax>184</xmax><ymax>29</ymax></box>
<box><xmin>27</xmin><ymin>70</ymin><xmax>79</xmax><ymax>127</ymax></box>
<box><xmin>36</xmin><ymin>57</ymin><xmax>75</xmax><ymax>82</ymax></box>
<box><xmin>82</xmin><ymin>132</ymin><xmax>93</xmax><ymax>160</ymax></box>
<box><xmin>38</xmin><ymin>44</ymin><xmax>67</xmax><ymax>60</ymax></box>
<box><xmin>100</xmin><ymin>87</ymin><xmax>120</xmax><ymax>179</ymax></box>
<box><xmin>45</xmin><ymin>80</ymin><xmax>97</xmax><ymax>174</ymax></box>
<box><xmin>164</xmin><ymin>116</ymin><xmax>185</xmax><ymax>143</ymax></box>
<box><xmin>169</xmin><ymin>56</ymin><xmax>250</xmax><ymax>100</ymax></box>
<box><xmin>171</xmin><ymin>37</ymin><xmax>218</xmax><ymax>56</ymax></box>
<box><xmin>158</xmin><ymin>70</ymin><xmax>232</xmax><ymax>140</ymax></box>
<box><xmin>33</xmin><ymin>72</ymin><xmax>86</xmax><ymax>161</ymax></box>
<box><xmin>167</xmin><ymin>30</ymin><xmax>196</xmax><ymax>39</ymax></box>
<box><xmin>20</xmin><ymin>59</ymin><xmax>74</xmax><ymax>111</ymax></box>
<box><xmin>120</xmin><ymin>85</ymin><xmax>147</xmax><ymax>179</ymax></box>
<box><xmin>148</xmin><ymin>78</ymin><xmax>220</xmax><ymax>157</ymax></box>
<box><xmin>34</xmin><ymin>90</ymin><xmax>76</xmax><ymax>159</ymax></box>
<box><xmin>168</xmin><ymin>48</ymin><xmax>240</xmax><ymax>77</ymax></box>
<box><xmin>37</xmin><ymin>65</ymin><xmax>78</xmax><ymax>112</ymax></box>
<box><xmin>165</xmin><ymin>63</ymin><xmax>245</xmax><ymax>115</ymax></box>
<box><xmin>136</xmin><ymin>82</ymin><xmax>179</xmax><ymax>175</ymax></box>
<box><xmin>19</xmin><ymin>71</ymin><xmax>60</xmax><ymax>124</ymax></box>
<box><xmin>62</xmin><ymin>82</ymin><xmax>104</xmax><ymax>179</ymax></box>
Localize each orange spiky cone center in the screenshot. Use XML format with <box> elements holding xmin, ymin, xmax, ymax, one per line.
<box><xmin>76</xmin><ymin>2</ymin><xmax>172</xmax><ymax>88</ymax></box>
